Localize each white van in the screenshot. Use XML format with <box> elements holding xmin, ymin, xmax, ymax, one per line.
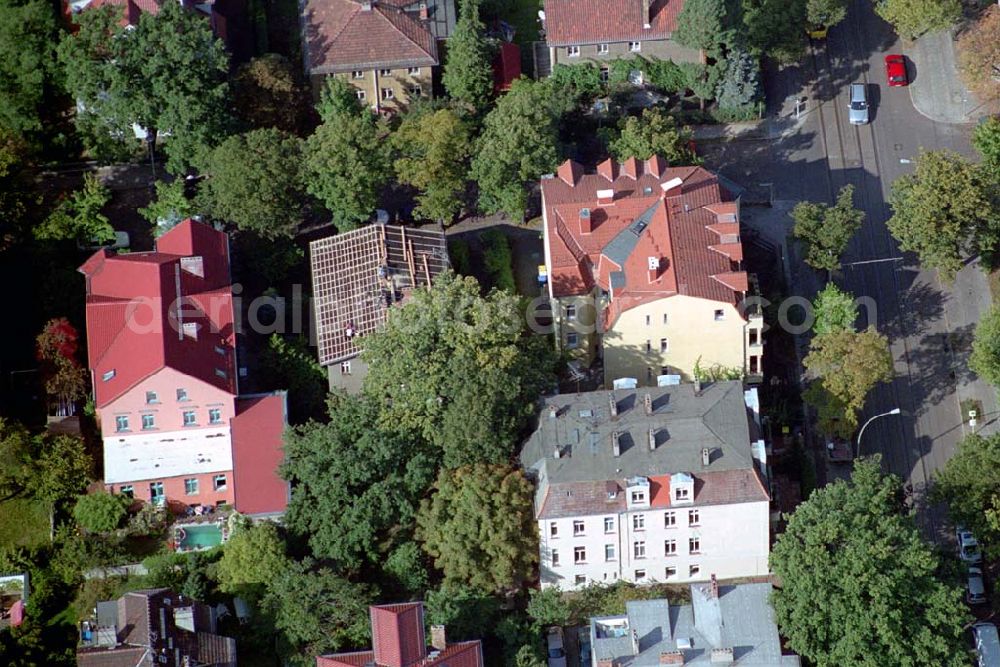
<box><xmin>974</xmin><ymin>623</ymin><xmax>1000</xmax><ymax>667</ymax></box>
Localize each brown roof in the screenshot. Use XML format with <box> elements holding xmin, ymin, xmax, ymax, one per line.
<box><xmin>309</xmin><ymin>224</ymin><xmax>449</xmax><ymax>366</ymax></box>
<box><xmin>301</xmin><ymin>0</ymin><xmax>438</xmax><ymax>73</ymax></box>
<box><xmin>542</xmin><ymin>158</ymin><xmax>748</xmax><ymax>330</ymax></box>
<box><xmin>77</xmin><ymin>646</ymin><xmax>150</xmax><ymax>667</ymax></box>
<box><xmin>537</xmin><ymin>469</ymin><xmax>769</xmax><ymax>519</ymax></box>
<box><xmin>543</xmin><ymin>0</ymin><xmax>684</xmax><ymax>46</ymax></box>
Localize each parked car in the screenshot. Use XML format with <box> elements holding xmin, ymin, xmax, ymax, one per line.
<box><xmin>547</xmin><ymin>626</ymin><xmax>567</xmax><ymax>667</ymax></box>
<box><xmin>848</xmin><ymin>83</ymin><xmax>870</xmax><ymax>125</ymax></box>
<box><xmin>968</xmin><ymin>566</ymin><xmax>987</xmax><ymax>605</ymax></box>
<box><xmin>884</xmin><ymin>55</ymin><xmax>908</xmax><ymax>86</ymax></box>
<box><xmin>974</xmin><ymin>623</ymin><xmax>1000</xmax><ymax>667</ymax></box>
<box><xmin>958</xmin><ymin>526</ymin><xmax>983</xmax><ymax>563</ymax></box>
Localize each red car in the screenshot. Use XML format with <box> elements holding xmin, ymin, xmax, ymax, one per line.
<box><xmin>885</xmin><ymin>54</ymin><xmax>908</xmax><ymax>86</ymax></box>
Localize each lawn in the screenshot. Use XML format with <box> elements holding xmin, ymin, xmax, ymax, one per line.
<box><xmin>0</xmin><ymin>498</ymin><xmax>50</xmax><ymax>549</ymax></box>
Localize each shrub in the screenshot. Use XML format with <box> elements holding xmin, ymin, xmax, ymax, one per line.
<box><xmin>74</xmin><ymin>492</ymin><xmax>130</xmax><ymax>533</ymax></box>
<box><xmin>481</xmin><ymin>228</ymin><xmax>516</xmax><ymax>293</ymax></box>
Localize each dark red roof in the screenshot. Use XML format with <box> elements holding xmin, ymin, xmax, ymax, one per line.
<box><xmin>493</xmin><ymin>42</ymin><xmax>521</xmax><ymax>92</ymax></box>
<box><xmin>79</xmin><ymin>219</ymin><xmax>237</xmax><ymax>408</ymax></box>
<box><xmin>542</xmin><ymin>158</ymin><xmax>748</xmax><ymax>330</ymax></box>
<box><xmin>301</xmin><ymin>0</ymin><xmax>438</xmax><ymax>73</ymax></box>
<box><xmin>232</xmin><ymin>393</ymin><xmax>290</xmax><ymax>516</ymax></box>
<box><xmin>543</xmin><ymin>0</ymin><xmax>684</xmax><ymax>46</ymax></box>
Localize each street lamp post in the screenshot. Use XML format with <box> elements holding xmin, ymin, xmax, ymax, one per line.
<box><xmin>855</xmin><ymin>408</ymin><xmax>902</xmax><ymax>458</ymax></box>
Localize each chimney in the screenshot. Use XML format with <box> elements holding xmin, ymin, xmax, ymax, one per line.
<box><xmin>554</xmin><ymin>447</ymin><xmax>561</xmax><ymax>459</ymax></box>
<box><xmin>642</xmin><ymin>0</ymin><xmax>651</xmax><ymax>27</ymax></box>
<box><xmin>612</xmin><ymin>431</ymin><xmax>621</xmax><ymax>457</ymax></box>
<box><xmin>631</xmin><ymin>628</ymin><xmax>640</xmax><ymax>655</ymax></box>
<box><xmin>660</xmin><ymin>652</ymin><xmax>685</xmax><ymax>665</ymax></box>
<box><xmin>597</xmin><ymin>188</ymin><xmax>614</xmax><ymax>206</ymax></box>
<box><xmin>580</xmin><ymin>207</ymin><xmax>593</xmax><ymax>233</ymax></box>
<box><xmin>702</xmin><ymin>447</ymin><xmax>710</xmax><ymax>467</ymax></box>
<box><xmin>648</xmin><ymin>427</ymin><xmax>656</xmax><ymax>451</ymax></box>
<box><xmin>609</xmin><ymin>393</ymin><xmax>618</xmax><ymax>417</ymax></box>
<box><xmin>709</xmin><ymin>648</ymin><xmax>734</xmax><ymax>664</ymax></box>
<box><xmin>693</xmin><ymin>376</ymin><xmax>702</xmax><ymax>395</ymax></box>
<box><xmin>643</xmin><ymin>393</ymin><xmax>653</xmax><ymax>415</ymax></box>
<box><xmin>709</xmin><ymin>574</ymin><xmax>719</xmax><ymax>599</ymax></box>
<box><xmin>430</xmin><ymin>625</ymin><xmax>447</xmax><ymax>651</ymax></box>
<box><xmin>548</xmin><ymin>405</ymin><xmax>558</xmax><ymax>418</ymax></box>
<box><xmin>647</xmin><ymin>256</ymin><xmax>660</xmax><ymax>283</ymax></box>
<box><xmin>418</xmin><ymin>1</ymin><xmax>428</xmax><ymax>18</ymax></box>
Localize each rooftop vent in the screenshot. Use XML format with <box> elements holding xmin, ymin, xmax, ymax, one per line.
<box><xmin>643</xmin><ymin>185</ymin><xmax>654</xmax><ymax>195</ymax></box>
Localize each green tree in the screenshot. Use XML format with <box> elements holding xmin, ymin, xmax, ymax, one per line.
<box><xmin>526</xmin><ymin>586</ymin><xmax>571</xmax><ymax>628</ymax></box>
<box><xmin>73</xmin><ymin>492</ymin><xmax>129</xmax><ymax>533</ymax></box>
<box><xmin>198</xmin><ymin>128</ymin><xmax>304</xmax><ymax>238</ymax></box>
<box><xmin>680</xmin><ymin>61</ymin><xmax>724</xmax><ymax>108</ymax></box>
<box><xmin>804</xmin><ymin>327</ymin><xmax>893</xmax><ymax>417</ymax></box>
<box><xmin>392</xmin><ymin>107</ymin><xmax>472</xmax><ymax>223</ymax></box>
<box><xmin>416</xmin><ymin>464</ymin><xmax>537</xmax><ymax>593</ymax></box>
<box><xmin>715</xmin><ymin>48</ymin><xmax>762</xmax><ymax>116</ymax></box>
<box><xmin>265</xmin><ymin>562</ymin><xmax>375</xmax><ymax>661</ymax></box>
<box><xmin>970</xmin><ymin>303</ymin><xmax>1000</xmax><ymax>388</ymax></box>
<box><xmin>887</xmin><ymin>149</ymin><xmax>996</xmax><ymax>280</ymax></box>
<box><xmin>515</xmin><ymin>644</ymin><xmax>548</xmax><ymax>667</ymax></box>
<box><xmin>771</xmin><ymin>457</ymin><xmax>969</xmax><ymax>666</ymax></box>
<box><xmin>812</xmin><ymin>283</ymin><xmax>857</xmax><ymax>335</ymax></box>
<box><xmin>875</xmin><ymin>0</ymin><xmax>960</xmax><ymax>40</ymax></box>
<box><xmin>972</xmin><ymin>115</ymin><xmax>1000</xmax><ymax>182</ymax></box>
<box><xmin>930</xmin><ymin>432</ymin><xmax>1000</xmax><ymax>552</ymax></box>
<box><xmin>741</xmin><ymin>0</ymin><xmax>807</xmax><ymax>63</ymax></box>
<box><xmin>425</xmin><ymin>585</ymin><xmax>500</xmax><ymax>640</ymax></box>
<box><xmin>281</xmin><ymin>393</ymin><xmax>437</xmax><ymax>570</ymax></box>
<box><xmin>139</xmin><ymin>179</ymin><xmax>195</xmax><ymax>230</ymax></box>
<box><xmin>383</xmin><ymin>542</ymin><xmax>430</xmax><ymax>596</ymax></box>
<box><xmin>360</xmin><ymin>273</ymin><xmax>558</xmax><ymax>467</ymax></box>
<box><xmin>257</xmin><ymin>335</ymin><xmax>328</xmax><ymax>424</ymax></box>
<box><xmin>0</xmin><ymin>0</ymin><xmax>60</xmax><ymax>138</ymax></box>
<box><xmin>442</xmin><ymin>0</ymin><xmax>494</xmax><ymax>111</ymax></box>
<box><xmin>674</xmin><ymin>0</ymin><xmax>728</xmax><ymax>52</ymax></box>
<box><xmin>304</xmin><ymin>111</ymin><xmax>390</xmax><ymax>231</ymax></box>
<box><xmin>548</xmin><ymin>64</ymin><xmax>604</xmax><ymax>101</ymax></box>
<box><xmin>807</xmin><ymin>0</ymin><xmax>848</xmax><ymax>27</ymax></box>
<box><xmin>0</xmin><ymin>418</ymin><xmax>34</xmax><ymax>502</ymax></box>
<box><xmin>792</xmin><ymin>185</ymin><xmax>865</xmax><ymax>272</ymax></box>
<box><xmin>34</xmin><ymin>435</ymin><xmax>92</xmax><ymax>505</ymax></box>
<box><xmin>316</xmin><ymin>76</ymin><xmax>364</xmax><ymax>122</ymax></box>
<box><xmin>470</xmin><ymin>78</ymin><xmax>562</xmax><ymax>219</ymax></box>
<box><xmin>217</xmin><ymin>521</ymin><xmax>290</xmax><ymax>596</ymax></box>
<box><xmin>481</xmin><ymin>228</ymin><xmax>516</xmax><ymax>292</ymax></box>
<box><xmin>35</xmin><ymin>172</ymin><xmax>112</xmax><ymax>243</ymax></box>
<box><xmin>232</xmin><ymin>53</ymin><xmax>306</xmax><ymax>134</ymax></box>
<box><xmin>609</xmin><ymin>108</ymin><xmax>697</xmax><ymax>164</ymax></box>
<box><xmin>803</xmin><ymin>382</ymin><xmax>855</xmax><ymax>438</ymax></box>
<box><xmin>59</xmin><ymin>1</ymin><xmax>230</xmax><ymax>173</ymax></box>
<box><xmin>0</xmin><ymin>129</ymin><xmax>31</xmax><ymax>250</ymax></box>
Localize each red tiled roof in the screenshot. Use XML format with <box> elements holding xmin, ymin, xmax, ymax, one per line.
<box><xmin>232</xmin><ymin>393</ymin><xmax>290</xmax><ymax>516</ymax></box>
<box><xmin>318</xmin><ymin>651</ymin><xmax>376</xmax><ymax>667</ymax></box>
<box><xmin>78</xmin><ymin>219</ymin><xmax>237</xmax><ymax>409</ymax></box>
<box><xmin>301</xmin><ymin>0</ymin><xmax>438</xmax><ymax>73</ymax></box>
<box><xmin>544</xmin><ymin>0</ymin><xmax>684</xmax><ymax>46</ymax></box>
<box><xmin>542</xmin><ymin>158</ymin><xmax>748</xmax><ymax>330</ymax></box>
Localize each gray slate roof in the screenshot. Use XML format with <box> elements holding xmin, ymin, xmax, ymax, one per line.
<box><xmin>519</xmin><ymin>381</ymin><xmax>754</xmax><ymax>484</ymax></box>
<box><xmin>590</xmin><ymin>583</ymin><xmax>801</xmax><ymax>666</ymax></box>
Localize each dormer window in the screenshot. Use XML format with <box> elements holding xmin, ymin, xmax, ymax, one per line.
<box><xmin>626</xmin><ymin>476</ymin><xmax>651</xmax><ymax>508</ymax></box>
<box><xmin>102</xmin><ymin>369</ymin><xmax>116</xmax><ymax>382</ymax></box>
<box><xmin>671</xmin><ymin>472</ymin><xmax>695</xmax><ymax>505</ymax></box>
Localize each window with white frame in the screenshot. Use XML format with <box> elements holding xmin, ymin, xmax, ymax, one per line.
<box><xmin>566</xmin><ymin>332</ymin><xmax>579</xmax><ymax>349</ymax></box>
<box><xmin>182</xmin><ymin>411</ymin><xmax>196</xmax><ymax>426</ymax></box>
<box><xmin>549</xmin><ymin>522</ymin><xmax>558</xmax><ymax>537</ymax></box>
<box><xmin>209</xmin><ymin>409</ymin><xmax>222</xmax><ymax>424</ymax></box>
<box><xmin>664</xmin><ymin>511</ymin><xmax>676</xmax><ymax>527</ymax></box>
<box><xmin>689</xmin><ymin>509</ymin><xmax>700</xmax><ymax>525</ymax></box>
<box><xmin>598</xmin><ymin>43</ymin><xmax>609</xmax><ymax>54</ymax></box>
<box><xmin>664</xmin><ymin>539</ymin><xmax>677</xmax><ymax>555</ymax></box>
<box><xmin>574</xmin><ymin>546</ymin><xmax>586</xmax><ymax>563</ymax></box>
<box><xmin>631</xmin><ymin>490</ymin><xmax>646</xmax><ymax>504</ymax></box>
<box><xmin>115</xmin><ymin>415</ymin><xmax>129</xmax><ymax>432</ymax></box>
<box><xmin>675</xmin><ymin>486</ymin><xmax>690</xmax><ymax>501</ymax></box>
<box><xmin>600</xmin><ymin>66</ymin><xmax>609</xmax><ymax>82</ymax></box>
<box><xmin>341</xmin><ymin>361</ymin><xmax>352</xmax><ymax>375</ymax></box>
<box><xmin>565</xmin><ymin>304</ymin><xmax>577</xmax><ymax>321</ymax></box>
<box><xmin>213</xmin><ymin>474</ymin><xmax>227</xmax><ymax>491</ymax></box>
<box><xmin>552</xmin><ymin>549</ymin><xmax>560</xmax><ymax>566</ymax></box>
<box><xmin>689</xmin><ymin>537</ymin><xmax>701</xmax><ymax>554</ymax></box>
<box><xmin>604</xmin><ymin>517</ymin><xmax>615</xmax><ymax>533</ymax></box>
<box><xmin>714</xmin><ymin>309</ymin><xmax>725</xmax><ymax>321</ymax></box>
<box><xmin>665</xmin><ymin>566</ymin><xmax>677</xmax><ymax>579</ymax></box>
<box><xmin>567</xmin><ymin>45</ymin><xmax>580</xmax><ymax>57</ymax></box>
<box><xmin>573</xmin><ymin>520</ymin><xmax>585</xmax><ymax>536</ymax></box>
<box><xmin>379</xmin><ymin>68</ymin><xmax>392</xmax><ymax>76</ymax></box>
<box><xmin>352</xmin><ymin>70</ymin><xmax>364</xmax><ymax>79</ymax></box>
<box><xmin>575</xmin><ymin>574</ymin><xmax>586</xmax><ymax>585</ymax></box>
<box><xmin>184</xmin><ymin>478</ymin><xmax>198</xmax><ymax>495</ymax></box>
<box><xmin>141</xmin><ymin>414</ymin><xmax>155</xmax><ymax>430</ymax></box>
<box><xmin>407</xmin><ymin>66</ymin><xmax>420</xmax><ymax>75</ymax></box>
<box><xmin>149</xmin><ymin>481</ymin><xmax>164</xmax><ymax>503</ymax></box>
<box><xmin>632</xmin><ymin>514</ymin><xmax>645</xmax><ymax>531</ymax></box>
<box><xmin>381</xmin><ymin>88</ymin><xmax>394</xmax><ymax>100</ymax></box>
<box><xmin>120</xmin><ymin>485</ymin><xmax>134</xmax><ymax>498</ymax></box>
<box><xmin>409</xmin><ymin>85</ymin><xmax>422</xmax><ymax>96</ymax></box>
<box><xmin>645</xmin><ymin>339</ymin><xmax>652</xmax><ymax>352</ymax></box>
<box><xmin>660</xmin><ymin>338</ymin><xmax>668</xmax><ymax>353</ymax></box>
<box><xmin>629</xmin><ymin>41</ymin><xmax>641</xmax><ymax>52</ymax></box>
<box><xmin>605</xmin><ymin>544</ymin><xmax>616</xmax><ymax>561</ymax></box>
<box><xmin>177</xmin><ymin>388</ymin><xmax>189</xmax><ymax>401</ymax></box>
<box><xmin>690</xmin><ymin>564</ymin><xmax>701</xmax><ymax>577</ymax></box>
<box><xmin>145</xmin><ymin>391</ymin><xmax>158</xmax><ymax>404</ymax></box>
<box><xmin>355</xmin><ymin>90</ymin><xmax>366</xmax><ymax>101</ymax></box>
<box><xmin>635</xmin><ymin>569</ymin><xmax>646</xmax><ymax>580</ymax></box>
<box><xmin>633</xmin><ymin>541</ymin><xmax>646</xmax><ymax>559</ymax></box>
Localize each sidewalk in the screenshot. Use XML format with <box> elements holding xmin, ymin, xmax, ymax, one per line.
<box><xmin>907</xmin><ymin>29</ymin><xmax>984</xmax><ymax>124</ymax></box>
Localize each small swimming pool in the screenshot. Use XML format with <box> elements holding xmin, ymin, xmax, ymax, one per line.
<box><xmin>175</xmin><ymin>523</ymin><xmax>224</xmax><ymax>551</ymax></box>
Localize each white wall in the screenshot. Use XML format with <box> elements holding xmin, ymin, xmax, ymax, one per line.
<box><xmin>539</xmin><ymin>500</ymin><xmax>770</xmax><ymax>589</ymax></box>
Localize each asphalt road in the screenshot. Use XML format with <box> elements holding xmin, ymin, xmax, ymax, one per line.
<box><xmin>756</xmin><ymin>0</ymin><xmax>994</xmax><ymax>541</ymax></box>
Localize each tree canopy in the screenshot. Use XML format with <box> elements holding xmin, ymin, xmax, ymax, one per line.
<box><xmin>674</xmin><ymin>0</ymin><xmax>729</xmax><ymax>52</ymax></box>
<box><xmin>806</xmin><ymin>0</ymin><xmax>848</xmax><ymax>27</ymax></box>
<box><xmin>887</xmin><ymin>149</ymin><xmax>998</xmax><ymax>280</ymax></box>
<box><xmin>470</xmin><ymin>78</ymin><xmax>563</xmax><ymax>220</ymax></box>
<box><xmin>442</xmin><ymin>0</ymin><xmax>494</xmax><ymax>111</ymax></box>
<box><xmin>0</xmin><ymin>418</ymin><xmax>34</xmax><ymax>503</ymax></box>
<box><xmin>139</xmin><ymin>179</ymin><xmax>196</xmax><ymax>230</ymax></box>
<box><xmin>973</xmin><ymin>115</ymin><xmax>1000</xmax><ymax>182</ymax></box>
<box><xmin>217</xmin><ymin>521</ymin><xmax>291</xmax><ymax>596</ymax></box>
<box><xmin>741</xmin><ymin>0</ymin><xmax>806</xmax><ymax>63</ymax></box>
<box><xmin>35</xmin><ymin>173</ymin><xmax>113</xmax><ymax>243</ymax></box>
<box><xmin>198</xmin><ymin>128</ymin><xmax>304</xmax><ymax>238</ymax></box>
<box><xmin>970</xmin><ymin>303</ymin><xmax>1000</xmax><ymax>388</ymax></box>
<box><xmin>804</xmin><ymin>327</ymin><xmax>893</xmax><ymax>419</ymax></box>
<box><xmin>392</xmin><ymin>107</ymin><xmax>472</xmax><ymax>223</ymax></box>
<box><xmin>792</xmin><ymin>185</ymin><xmax>865</xmax><ymax>272</ymax></box>
<box><xmin>73</xmin><ymin>492</ymin><xmax>129</xmax><ymax>533</ymax></box>
<box><xmin>608</xmin><ymin>108</ymin><xmax>697</xmax><ymax>165</ymax></box>
<box><xmin>812</xmin><ymin>283</ymin><xmax>858</xmax><ymax>335</ymax></box>
<box><xmin>232</xmin><ymin>53</ymin><xmax>307</xmax><ymax>134</ymax></box>
<box><xmin>34</xmin><ymin>435</ymin><xmax>93</xmax><ymax>506</ymax></box>
<box><xmin>36</xmin><ymin>317</ymin><xmax>88</xmax><ymax>403</ymax></box>
<box><xmin>958</xmin><ymin>6</ymin><xmax>1000</xmax><ymax>105</ymax></box>
<box><xmin>875</xmin><ymin>0</ymin><xmax>960</xmax><ymax>40</ymax></box>
<box><xmin>281</xmin><ymin>393</ymin><xmax>437</xmax><ymax>571</ymax></box>
<box><xmin>360</xmin><ymin>273</ymin><xmax>558</xmax><ymax>467</ymax></box>
<box><xmin>416</xmin><ymin>464</ymin><xmax>537</xmax><ymax>593</ymax></box>
<box><xmin>930</xmin><ymin>432</ymin><xmax>1000</xmax><ymax>554</ymax></box>
<box><xmin>59</xmin><ymin>2</ymin><xmax>230</xmax><ymax>173</ymax></box>
<box><xmin>714</xmin><ymin>48</ymin><xmax>763</xmax><ymax>116</ymax></box>
<box><xmin>0</xmin><ymin>0</ymin><xmax>60</xmax><ymax>138</ymax></box>
<box><xmin>771</xmin><ymin>457</ymin><xmax>969</xmax><ymax>666</ymax></box>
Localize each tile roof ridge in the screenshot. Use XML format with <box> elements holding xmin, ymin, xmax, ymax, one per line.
<box><xmin>325</xmin><ymin>0</ymin><xmax>363</xmax><ymax>48</ymax></box>
<box><xmin>375</xmin><ymin>1</ymin><xmax>435</xmax><ymax>59</ymax></box>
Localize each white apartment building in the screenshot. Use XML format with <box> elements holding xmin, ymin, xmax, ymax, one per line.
<box><xmin>519</xmin><ymin>381</ymin><xmax>770</xmax><ymax>590</ymax></box>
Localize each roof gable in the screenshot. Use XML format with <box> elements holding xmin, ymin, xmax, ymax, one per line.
<box><xmin>543</xmin><ymin>0</ymin><xmax>684</xmax><ymax>46</ymax></box>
